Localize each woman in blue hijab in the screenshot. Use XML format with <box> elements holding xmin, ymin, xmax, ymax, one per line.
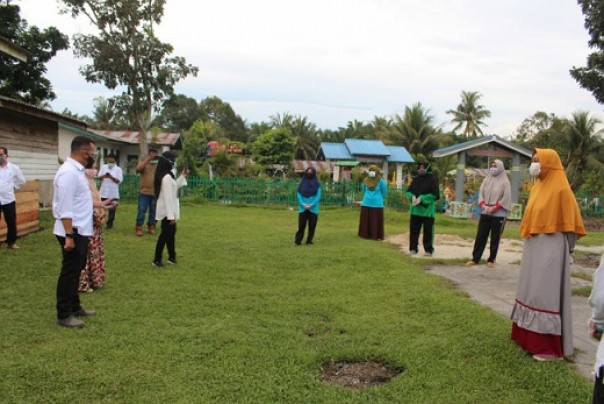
<box><xmin>295</xmin><ymin>167</ymin><xmax>322</xmax><ymax>245</ymax></box>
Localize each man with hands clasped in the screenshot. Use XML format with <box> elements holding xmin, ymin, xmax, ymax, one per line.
<box><xmin>98</xmin><ymin>153</ymin><xmax>123</xmax><ymax>229</ymax></box>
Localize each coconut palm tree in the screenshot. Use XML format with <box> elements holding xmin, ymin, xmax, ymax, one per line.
<box><xmin>369</xmin><ymin>115</ymin><xmax>395</xmax><ymax>144</ymax></box>
<box><xmin>392</xmin><ymin>102</ymin><xmax>441</xmax><ymax>158</ymax></box>
<box><xmin>561</xmin><ymin>111</ymin><xmax>604</xmax><ymax>189</ymax></box>
<box><xmin>446</xmin><ymin>91</ymin><xmax>491</xmax><ymax>138</ymax></box>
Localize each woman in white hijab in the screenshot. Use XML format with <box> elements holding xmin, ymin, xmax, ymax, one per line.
<box><xmin>465</xmin><ymin>159</ymin><xmax>512</xmax><ymax>268</ymax></box>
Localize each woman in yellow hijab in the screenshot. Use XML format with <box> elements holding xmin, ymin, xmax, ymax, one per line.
<box><xmin>510</xmin><ymin>149</ymin><xmax>586</xmax><ymax>361</ymax></box>
<box><xmin>358</xmin><ymin>165</ymin><xmax>388</xmax><ymax>240</ymax></box>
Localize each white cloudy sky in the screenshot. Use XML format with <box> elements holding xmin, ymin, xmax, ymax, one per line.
<box><xmin>17</xmin><ymin>0</ymin><xmax>604</xmax><ymax>135</ymax></box>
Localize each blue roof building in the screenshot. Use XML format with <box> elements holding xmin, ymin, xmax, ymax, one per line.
<box><xmin>316</xmin><ymin>139</ymin><xmax>414</xmax><ymax>187</ymax></box>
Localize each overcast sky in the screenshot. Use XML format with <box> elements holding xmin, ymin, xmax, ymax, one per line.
<box><xmin>17</xmin><ymin>0</ymin><xmax>604</xmax><ymax>136</ymax></box>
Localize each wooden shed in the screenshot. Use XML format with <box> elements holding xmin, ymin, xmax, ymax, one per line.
<box><xmin>0</xmin><ymin>96</ymin><xmax>89</xmax><ymax>241</ymax></box>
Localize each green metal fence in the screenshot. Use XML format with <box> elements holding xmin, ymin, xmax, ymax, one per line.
<box><xmin>119</xmin><ymin>175</ymin><xmax>603</xmax><ymax>217</ymax></box>
<box><xmin>120</xmin><ymin>175</ymin><xmax>413</xmax><ymax>209</ymax></box>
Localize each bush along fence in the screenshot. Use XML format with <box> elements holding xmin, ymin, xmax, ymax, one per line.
<box><xmin>118</xmin><ymin>175</ymin><xmax>603</xmax><ymax>217</ymax></box>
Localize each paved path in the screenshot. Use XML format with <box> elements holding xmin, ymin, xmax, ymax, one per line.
<box><xmin>387</xmin><ymin>234</ymin><xmax>603</xmax><ymax>380</ymax></box>
<box><xmin>428</xmin><ymin>262</ymin><xmax>597</xmax><ymax>380</ymax></box>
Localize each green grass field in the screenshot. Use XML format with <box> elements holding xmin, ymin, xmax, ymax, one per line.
<box><xmin>0</xmin><ymin>203</ymin><xmax>594</xmax><ymax>402</ymax></box>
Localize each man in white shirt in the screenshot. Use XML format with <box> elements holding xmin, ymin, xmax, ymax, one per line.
<box><xmin>0</xmin><ymin>146</ymin><xmax>26</xmax><ymax>250</ymax></box>
<box><xmin>53</xmin><ymin>136</ymin><xmax>97</xmax><ymax>328</ymax></box>
<box><xmin>98</xmin><ymin>153</ymin><xmax>123</xmax><ymax>229</ymax></box>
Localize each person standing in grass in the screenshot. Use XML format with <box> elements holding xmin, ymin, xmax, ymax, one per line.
<box><xmin>52</xmin><ymin>136</ymin><xmax>97</xmax><ymax>328</ymax></box>
<box><xmin>78</xmin><ymin>167</ymin><xmax>114</xmax><ymax>293</ymax></box>
<box><xmin>98</xmin><ymin>153</ymin><xmax>122</xmax><ymax>230</ymax></box>
<box><xmin>152</xmin><ymin>151</ymin><xmax>189</xmax><ymax>267</ymax></box>
<box><xmin>589</xmin><ymin>254</ymin><xmax>604</xmax><ymax>403</ymax></box>
<box><xmin>510</xmin><ymin>148</ymin><xmax>586</xmax><ymax>361</ymax></box>
<box><xmin>0</xmin><ymin>146</ymin><xmax>26</xmax><ymax>250</ymax></box>
<box><xmin>465</xmin><ymin>159</ymin><xmax>512</xmax><ymax>268</ymax></box>
<box><xmin>405</xmin><ymin>162</ymin><xmax>439</xmax><ymax>256</ymax></box>
<box><xmin>295</xmin><ymin>167</ymin><xmax>321</xmax><ymax>246</ymax></box>
<box><xmin>135</xmin><ymin>148</ymin><xmax>159</xmax><ymax>236</ymax></box>
<box><xmin>358</xmin><ymin>165</ymin><xmax>388</xmax><ymax>240</ymax></box>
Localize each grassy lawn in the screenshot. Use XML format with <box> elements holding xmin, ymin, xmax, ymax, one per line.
<box><xmin>0</xmin><ymin>202</ymin><xmax>593</xmax><ymax>403</ymax></box>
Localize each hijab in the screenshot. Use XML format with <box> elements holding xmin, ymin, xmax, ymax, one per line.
<box><xmin>520</xmin><ymin>148</ymin><xmax>586</xmax><ymax>239</ymax></box>
<box><xmin>479</xmin><ymin>159</ymin><xmax>512</xmax><ymax>211</ymax></box>
<box><xmin>154</xmin><ymin>151</ymin><xmax>176</xmax><ymax>198</ymax></box>
<box><xmin>363</xmin><ymin>165</ymin><xmax>382</xmax><ymax>190</ymax></box>
<box><xmin>297</xmin><ymin>167</ymin><xmax>320</xmax><ymax>197</ymax></box>
<box><xmin>408</xmin><ymin>163</ymin><xmax>439</xmax><ymax>198</ymax></box>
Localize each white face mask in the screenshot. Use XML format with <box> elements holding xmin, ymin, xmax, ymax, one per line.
<box><xmin>108</xmin><ymin>163</ymin><xmax>115</xmax><ymax>169</ymax></box>
<box><xmin>529</xmin><ymin>162</ymin><xmax>541</xmax><ymax>177</ymax></box>
<box><xmin>368</xmin><ymin>171</ymin><xmax>376</xmax><ymax>178</ymax></box>
<box><xmin>489</xmin><ymin>167</ymin><xmax>498</xmax><ymax>175</ymax></box>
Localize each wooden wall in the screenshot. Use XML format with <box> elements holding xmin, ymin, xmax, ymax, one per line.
<box><xmin>0</xmin><ymin>181</ymin><xmax>40</xmax><ymax>243</ymax></box>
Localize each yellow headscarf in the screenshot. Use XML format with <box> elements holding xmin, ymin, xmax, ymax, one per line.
<box><xmin>519</xmin><ymin>148</ymin><xmax>586</xmax><ymax>239</ymax></box>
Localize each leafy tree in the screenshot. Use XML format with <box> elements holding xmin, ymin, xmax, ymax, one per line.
<box><xmin>369</xmin><ymin>115</ymin><xmax>395</xmax><ymax>144</ymax></box>
<box><xmin>59</xmin><ymin>0</ymin><xmax>198</xmax><ymax>155</ymax></box>
<box><xmin>180</xmin><ymin>119</ymin><xmax>225</xmax><ymax>175</ymax></box>
<box><xmin>247</xmin><ymin>121</ymin><xmax>272</xmax><ymax>144</ymax></box>
<box><xmin>446</xmin><ymin>91</ymin><xmax>491</xmax><ymax>138</ymax></box>
<box><xmin>561</xmin><ymin>111</ymin><xmax>604</xmax><ymax>189</ymax></box>
<box><xmin>60</xmin><ymin>108</ymin><xmax>93</xmax><ymax>125</ymax></box>
<box><xmin>251</xmin><ymin>128</ymin><xmax>295</xmax><ymax>167</ymax></box>
<box><xmin>0</xmin><ymin>1</ymin><xmax>69</xmax><ymax>105</ymax></box>
<box><xmin>199</xmin><ymin>96</ymin><xmax>247</xmax><ymax>142</ymax></box>
<box><xmin>91</xmin><ymin>96</ymin><xmax>116</xmax><ymax>130</ymax></box>
<box><xmin>270</xmin><ymin>113</ymin><xmax>319</xmax><ymax>160</ymax></box>
<box><xmin>571</xmin><ymin>0</ymin><xmax>604</xmax><ymax>104</ymax></box>
<box><xmin>514</xmin><ymin>111</ymin><xmax>558</xmax><ymax>143</ymax></box>
<box><xmin>392</xmin><ymin>102</ymin><xmax>441</xmax><ymax>159</ymax></box>
<box><xmin>153</xmin><ymin>94</ymin><xmax>201</xmax><ymax>132</ymax></box>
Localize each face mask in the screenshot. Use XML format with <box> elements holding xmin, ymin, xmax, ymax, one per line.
<box><xmin>529</xmin><ymin>162</ymin><xmax>541</xmax><ymax>177</ymax></box>
<box><xmin>368</xmin><ymin>171</ymin><xmax>376</xmax><ymax>178</ymax></box>
<box><xmin>0</xmin><ymin>156</ymin><xmax>6</xmax><ymax>165</ymax></box>
<box><xmin>489</xmin><ymin>167</ymin><xmax>499</xmax><ymax>175</ymax></box>
<box><xmin>86</xmin><ymin>156</ymin><xmax>95</xmax><ymax>169</ymax></box>
<box><xmin>418</xmin><ymin>169</ymin><xmax>426</xmax><ymax>176</ymax></box>
<box><xmin>149</xmin><ymin>159</ymin><xmax>158</xmax><ymax>165</ymax></box>
<box><xmin>108</xmin><ymin>163</ymin><xmax>115</xmax><ymax>169</ymax></box>
<box><xmin>306</xmin><ymin>172</ymin><xmax>313</xmax><ymax>179</ymax></box>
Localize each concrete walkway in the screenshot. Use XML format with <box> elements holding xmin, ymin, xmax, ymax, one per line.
<box><xmin>428</xmin><ymin>261</ymin><xmax>597</xmax><ymax>380</ymax></box>
<box><xmin>387</xmin><ymin>234</ymin><xmax>603</xmax><ymax>380</ymax></box>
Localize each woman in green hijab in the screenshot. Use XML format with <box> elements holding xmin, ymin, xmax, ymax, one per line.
<box><xmin>358</xmin><ymin>165</ymin><xmax>388</xmax><ymax>240</ymax></box>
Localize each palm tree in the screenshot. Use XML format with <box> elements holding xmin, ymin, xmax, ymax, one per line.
<box><xmin>369</xmin><ymin>115</ymin><xmax>395</xmax><ymax>144</ymax></box>
<box><xmin>392</xmin><ymin>102</ymin><xmax>441</xmax><ymax>158</ymax></box>
<box><xmin>561</xmin><ymin>111</ymin><xmax>604</xmax><ymax>189</ymax></box>
<box><xmin>270</xmin><ymin>113</ymin><xmax>319</xmax><ymax>160</ymax></box>
<box><xmin>446</xmin><ymin>91</ymin><xmax>491</xmax><ymax>138</ymax></box>
<box><xmin>92</xmin><ymin>96</ymin><xmax>115</xmax><ymax>130</ymax></box>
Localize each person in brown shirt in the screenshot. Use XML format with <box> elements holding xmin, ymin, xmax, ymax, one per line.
<box><xmin>135</xmin><ymin>149</ymin><xmax>158</xmax><ymax>236</ymax></box>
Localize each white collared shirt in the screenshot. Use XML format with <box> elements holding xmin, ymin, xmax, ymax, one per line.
<box><xmin>98</xmin><ymin>164</ymin><xmax>123</xmax><ymax>199</ymax></box>
<box><xmin>156</xmin><ymin>174</ymin><xmax>187</xmax><ymax>221</ymax></box>
<box><xmin>52</xmin><ymin>157</ymin><xmax>93</xmax><ymax>237</ymax></box>
<box><xmin>0</xmin><ymin>162</ymin><xmax>26</xmax><ymax>204</ymax></box>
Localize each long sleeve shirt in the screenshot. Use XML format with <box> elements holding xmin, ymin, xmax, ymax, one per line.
<box><xmin>297</xmin><ymin>187</ymin><xmax>321</xmax><ymax>214</ymax></box>
<box><xmin>0</xmin><ymin>162</ymin><xmax>26</xmax><ymax>204</ymax></box>
<box><xmin>360</xmin><ymin>179</ymin><xmax>388</xmax><ymax>208</ymax></box>
<box><xmin>98</xmin><ymin>164</ymin><xmax>123</xmax><ymax>199</ymax></box>
<box><xmin>52</xmin><ymin>158</ymin><xmax>93</xmax><ymax>237</ymax></box>
<box><xmin>156</xmin><ymin>174</ymin><xmax>187</xmax><ymax>221</ymax></box>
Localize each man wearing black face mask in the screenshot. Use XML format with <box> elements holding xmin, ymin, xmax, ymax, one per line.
<box><xmin>0</xmin><ymin>146</ymin><xmax>26</xmax><ymax>250</ymax></box>
<box><xmin>52</xmin><ymin>136</ymin><xmax>97</xmax><ymax>328</ymax></box>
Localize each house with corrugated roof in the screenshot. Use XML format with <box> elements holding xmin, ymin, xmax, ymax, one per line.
<box><xmin>316</xmin><ymin>139</ymin><xmax>414</xmax><ymax>187</ymax></box>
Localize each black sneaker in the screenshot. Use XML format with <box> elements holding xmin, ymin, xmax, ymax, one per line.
<box><xmin>152</xmin><ymin>261</ymin><xmax>164</xmax><ymax>268</ymax></box>
<box><xmin>167</xmin><ymin>258</ymin><xmax>177</xmax><ymax>265</ymax></box>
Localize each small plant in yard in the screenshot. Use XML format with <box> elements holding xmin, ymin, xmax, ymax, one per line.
<box><xmin>0</xmin><ymin>204</ymin><xmax>593</xmax><ymax>402</ymax></box>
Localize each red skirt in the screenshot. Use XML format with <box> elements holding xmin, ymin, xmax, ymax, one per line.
<box><xmin>511</xmin><ymin>323</ymin><xmax>563</xmax><ymax>357</ymax></box>
<box><xmin>358</xmin><ymin>206</ymin><xmax>384</xmax><ymax>240</ymax></box>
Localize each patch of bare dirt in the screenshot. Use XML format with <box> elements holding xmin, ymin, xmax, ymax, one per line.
<box><xmin>320</xmin><ymin>361</ymin><xmax>403</xmax><ymax>389</ymax></box>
